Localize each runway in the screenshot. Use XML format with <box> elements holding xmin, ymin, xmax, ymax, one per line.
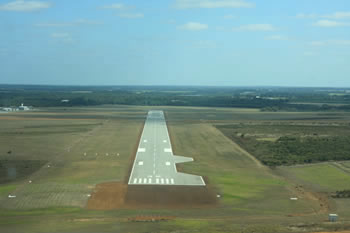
<box><xmin>128</xmin><ymin>111</ymin><xmax>205</xmax><ymax>186</ymax></box>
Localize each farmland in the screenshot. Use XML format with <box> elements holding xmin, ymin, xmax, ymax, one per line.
<box><xmin>0</xmin><ymin>106</ymin><xmax>350</xmax><ymax>232</ymax></box>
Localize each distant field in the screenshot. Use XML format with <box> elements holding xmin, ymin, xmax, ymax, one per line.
<box><xmin>0</xmin><ymin>105</ymin><xmax>350</xmax><ymax>232</ymax></box>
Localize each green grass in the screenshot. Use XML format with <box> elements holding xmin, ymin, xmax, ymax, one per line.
<box><xmin>0</xmin><ymin>184</ymin><xmax>17</xmax><ymax>195</ymax></box>
<box><xmin>1</xmin><ymin>106</ymin><xmax>350</xmax><ymax>232</ymax></box>
<box><xmin>170</xmin><ymin>123</ymin><xmax>319</xmax><ymax>215</ymax></box>
<box><xmin>0</xmin><ymin>207</ymin><xmax>83</xmax><ymax>217</ymax></box>
<box><xmin>281</xmin><ymin>164</ymin><xmax>350</xmax><ymax>192</ymax></box>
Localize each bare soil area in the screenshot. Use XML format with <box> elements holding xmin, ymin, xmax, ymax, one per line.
<box><xmin>125</xmin><ymin>184</ymin><xmax>217</xmax><ymax>208</ymax></box>
<box><xmin>87</xmin><ymin>182</ymin><xmax>127</xmax><ymax>210</ymax></box>
<box><xmin>87</xmin><ymin>182</ymin><xmax>217</xmax><ymax>210</ymax></box>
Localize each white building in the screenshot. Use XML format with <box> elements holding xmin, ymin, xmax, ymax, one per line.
<box><xmin>0</xmin><ymin>107</ymin><xmax>14</xmax><ymax>112</ymax></box>
<box><xmin>1</xmin><ymin>103</ymin><xmax>32</xmax><ymax>112</ymax></box>
<box><xmin>18</xmin><ymin>103</ymin><xmax>30</xmax><ymax>111</ymax></box>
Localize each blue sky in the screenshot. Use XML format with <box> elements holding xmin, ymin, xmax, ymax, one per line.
<box><xmin>0</xmin><ymin>0</ymin><xmax>349</xmax><ymax>87</ymax></box>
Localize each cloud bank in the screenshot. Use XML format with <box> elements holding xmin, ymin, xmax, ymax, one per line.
<box><xmin>0</xmin><ymin>0</ymin><xmax>51</xmax><ymax>12</ymax></box>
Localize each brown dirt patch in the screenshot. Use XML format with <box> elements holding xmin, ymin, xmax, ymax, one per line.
<box><xmin>125</xmin><ymin>185</ymin><xmax>217</xmax><ymax>208</ymax></box>
<box><xmin>87</xmin><ymin>182</ymin><xmax>217</xmax><ymax>210</ymax></box>
<box><xmin>286</xmin><ymin>185</ymin><xmax>332</xmax><ymax>217</ymax></box>
<box><xmin>87</xmin><ymin>182</ymin><xmax>127</xmax><ymax>210</ymax></box>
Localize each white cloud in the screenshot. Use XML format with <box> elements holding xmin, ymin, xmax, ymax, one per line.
<box><xmin>193</xmin><ymin>40</ymin><xmax>216</xmax><ymax>48</ymax></box>
<box><xmin>74</xmin><ymin>19</ymin><xmax>102</xmax><ymax>25</ymax></box>
<box><xmin>100</xmin><ymin>3</ymin><xmax>142</xmax><ymax>19</ymax></box>
<box><xmin>50</xmin><ymin>32</ymin><xmax>73</xmax><ymax>43</ymax></box>
<box><xmin>235</xmin><ymin>24</ymin><xmax>275</xmax><ymax>31</ymax></box>
<box><xmin>0</xmin><ymin>0</ymin><xmax>50</xmax><ymax>12</ymax></box>
<box><xmin>35</xmin><ymin>23</ymin><xmax>72</xmax><ymax>27</ymax></box>
<box><xmin>310</xmin><ymin>41</ymin><xmax>326</xmax><ymax>46</ymax></box>
<box><xmin>297</xmin><ymin>11</ymin><xmax>350</xmax><ymax>20</ymax></box>
<box><xmin>324</xmin><ymin>11</ymin><xmax>350</xmax><ymax>19</ymax></box>
<box><xmin>35</xmin><ymin>19</ymin><xmax>102</xmax><ymax>27</ymax></box>
<box><xmin>178</xmin><ymin>22</ymin><xmax>208</xmax><ymax>30</ymax></box>
<box><xmin>310</xmin><ymin>40</ymin><xmax>350</xmax><ymax>46</ymax></box>
<box><xmin>331</xmin><ymin>39</ymin><xmax>350</xmax><ymax>46</ymax></box>
<box><xmin>51</xmin><ymin>33</ymin><xmax>70</xmax><ymax>38</ymax></box>
<box><xmin>175</xmin><ymin>0</ymin><xmax>255</xmax><ymax>9</ymax></box>
<box><xmin>223</xmin><ymin>14</ymin><xmax>236</xmax><ymax>19</ymax></box>
<box><xmin>265</xmin><ymin>35</ymin><xmax>287</xmax><ymax>40</ymax></box>
<box><xmin>216</xmin><ymin>26</ymin><xmax>225</xmax><ymax>30</ymax></box>
<box><xmin>303</xmin><ymin>51</ymin><xmax>315</xmax><ymax>56</ymax></box>
<box><xmin>295</xmin><ymin>13</ymin><xmax>318</xmax><ymax>19</ymax></box>
<box><xmin>313</xmin><ymin>20</ymin><xmax>349</xmax><ymax>27</ymax></box>
<box><xmin>118</xmin><ymin>13</ymin><xmax>144</xmax><ymax>19</ymax></box>
<box><xmin>101</xmin><ymin>3</ymin><xmax>125</xmax><ymax>10</ymax></box>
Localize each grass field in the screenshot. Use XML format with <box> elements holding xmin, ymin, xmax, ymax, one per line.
<box><xmin>0</xmin><ymin>105</ymin><xmax>350</xmax><ymax>232</ymax></box>
<box><xmin>278</xmin><ymin>164</ymin><xmax>350</xmax><ymax>192</ymax></box>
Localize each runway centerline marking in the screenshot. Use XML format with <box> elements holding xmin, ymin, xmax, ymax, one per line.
<box><xmin>128</xmin><ymin>110</ymin><xmax>205</xmax><ymax>186</ymax></box>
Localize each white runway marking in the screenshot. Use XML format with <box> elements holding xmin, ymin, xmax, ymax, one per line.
<box><xmin>128</xmin><ymin>110</ymin><xmax>206</xmax><ymax>186</ymax></box>
<box><xmin>138</xmin><ymin>148</ymin><xmax>146</xmax><ymax>152</ymax></box>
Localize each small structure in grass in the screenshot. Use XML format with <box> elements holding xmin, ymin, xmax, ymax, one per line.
<box><xmin>329</xmin><ymin>214</ymin><xmax>338</xmax><ymax>222</ymax></box>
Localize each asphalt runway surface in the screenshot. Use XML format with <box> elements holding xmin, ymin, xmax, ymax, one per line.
<box><xmin>128</xmin><ymin>110</ymin><xmax>205</xmax><ymax>186</ymax></box>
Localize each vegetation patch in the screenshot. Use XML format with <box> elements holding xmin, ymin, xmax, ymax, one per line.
<box><xmin>332</xmin><ymin>190</ymin><xmax>350</xmax><ymax>198</ymax></box>
<box><xmin>0</xmin><ymin>184</ymin><xmax>17</xmax><ymax>195</ymax></box>
<box><xmin>217</xmin><ymin>124</ymin><xmax>350</xmax><ymax>166</ymax></box>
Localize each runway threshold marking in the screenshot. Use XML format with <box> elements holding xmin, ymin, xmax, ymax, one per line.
<box><xmin>128</xmin><ymin>110</ymin><xmax>205</xmax><ymax>186</ymax></box>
